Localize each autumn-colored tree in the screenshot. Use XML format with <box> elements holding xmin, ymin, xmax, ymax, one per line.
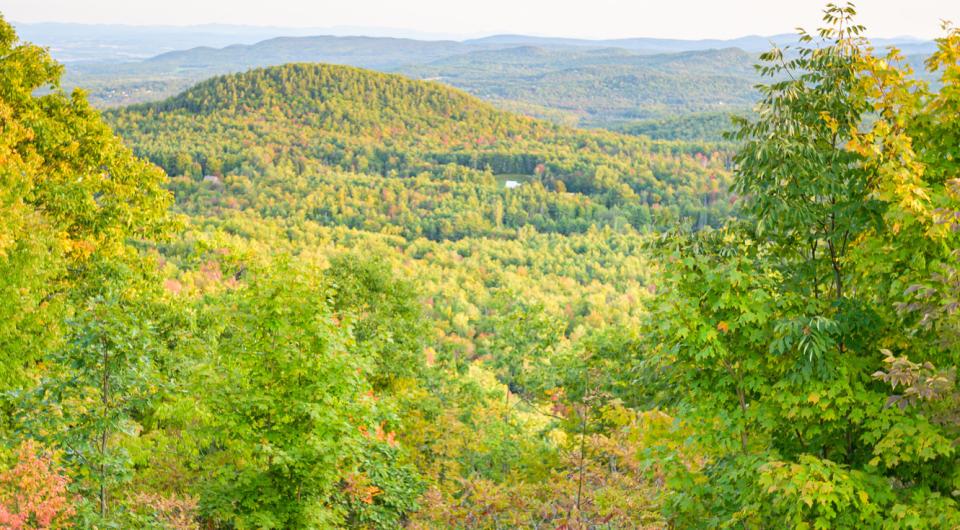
<box><xmin>0</xmin><ymin>441</ymin><xmax>75</xmax><ymax>530</ymax></box>
<box><xmin>0</xmin><ymin>13</ymin><xmax>170</xmax><ymax>389</ymax></box>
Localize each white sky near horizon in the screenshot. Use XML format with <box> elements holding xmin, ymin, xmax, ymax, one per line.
<box><xmin>3</xmin><ymin>0</ymin><xmax>959</xmax><ymax>40</ymax></box>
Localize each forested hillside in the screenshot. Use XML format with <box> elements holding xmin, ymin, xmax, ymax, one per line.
<box><xmin>2</xmin><ymin>4</ymin><xmax>960</xmax><ymax>529</ymax></box>
<box><xmin>107</xmin><ymin>62</ymin><xmax>736</xmax><ymax>235</ymax></box>
<box><xmin>44</xmin><ymin>24</ymin><xmax>941</xmax><ymax>138</ymax></box>
<box><xmin>64</xmin><ymin>39</ymin><xmax>764</xmax><ymax>132</ymax></box>
<box><xmin>400</xmin><ymin>46</ymin><xmax>758</xmax><ymax>126</ymax></box>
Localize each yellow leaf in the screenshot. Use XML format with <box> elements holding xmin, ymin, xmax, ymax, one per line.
<box><xmin>807</xmin><ymin>393</ymin><xmax>821</xmax><ymax>404</ymax></box>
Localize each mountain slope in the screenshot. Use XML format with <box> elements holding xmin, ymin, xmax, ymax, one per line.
<box><xmin>63</xmin><ymin>35</ymin><xmax>764</xmax><ymax>130</ymax></box>
<box><xmin>401</xmin><ymin>47</ymin><xmax>759</xmax><ymax>123</ymax></box>
<box><xmin>108</xmin><ymin>63</ymin><xmax>736</xmax><ymax>235</ymax></box>
<box><xmin>145</xmin><ymin>62</ymin><xmax>550</xmax><ymax>139</ymax></box>
<box><xmin>61</xmin><ymin>34</ymin><xmax>765</xmax><ymax>131</ymax></box>
<box><xmin>61</xmin><ymin>34</ymin><xmax>500</xmax><ymax>108</ymax></box>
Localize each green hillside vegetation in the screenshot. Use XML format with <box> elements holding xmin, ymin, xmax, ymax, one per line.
<box><xmin>3</xmin><ymin>4</ymin><xmax>960</xmax><ymax>529</ymax></box>
<box><xmin>402</xmin><ymin>47</ymin><xmax>759</xmax><ymax>125</ymax></box>
<box><xmin>56</xmin><ymin>30</ymin><xmax>938</xmax><ymax>139</ymax></box>
<box><xmin>102</xmin><ymin>63</ymin><xmax>701</xmax><ymax>529</ymax></box>
<box><xmin>58</xmin><ymin>35</ymin><xmax>500</xmax><ymax>108</ymax></box>
<box><xmin>107</xmin><ymin>62</ymin><xmax>736</xmax><ymax>235</ymax></box>
<box><xmin>617</xmin><ymin>110</ymin><xmax>739</xmax><ymax>142</ymax></box>
<box><xmin>63</xmin><ymin>38</ymin><xmax>763</xmax><ymax>134</ymax></box>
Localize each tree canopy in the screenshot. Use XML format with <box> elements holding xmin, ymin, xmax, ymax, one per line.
<box><xmin>1</xmin><ymin>4</ymin><xmax>959</xmax><ymax>528</ymax></box>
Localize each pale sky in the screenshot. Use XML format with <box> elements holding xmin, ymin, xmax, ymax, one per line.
<box><xmin>3</xmin><ymin>0</ymin><xmax>959</xmax><ymax>40</ymax></box>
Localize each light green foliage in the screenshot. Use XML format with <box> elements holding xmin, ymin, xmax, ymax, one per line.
<box><xmin>3</xmin><ymin>5</ymin><xmax>960</xmax><ymax>529</ymax></box>
<box><xmin>20</xmin><ymin>264</ymin><xmax>168</xmax><ymax>525</ymax></box>
<box><xmin>619</xmin><ymin>111</ymin><xmax>738</xmax><ymax>142</ymax></box>
<box><xmin>194</xmin><ymin>262</ymin><xmax>421</xmax><ymax>528</ymax></box>
<box><xmin>645</xmin><ymin>4</ymin><xmax>960</xmax><ymax>528</ymax></box>
<box><xmin>751</xmin><ymin>455</ymin><xmax>890</xmax><ymax>529</ymax></box>
<box><xmin>108</xmin><ymin>62</ymin><xmax>736</xmax><ymax>232</ymax></box>
<box><xmin>325</xmin><ymin>254</ymin><xmax>429</xmax><ymax>389</ymax></box>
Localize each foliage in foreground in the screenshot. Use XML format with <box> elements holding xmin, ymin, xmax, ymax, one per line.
<box><xmin>644</xmin><ymin>5</ymin><xmax>960</xmax><ymax>527</ymax></box>
<box><xmin>2</xmin><ymin>4</ymin><xmax>960</xmax><ymax>528</ymax></box>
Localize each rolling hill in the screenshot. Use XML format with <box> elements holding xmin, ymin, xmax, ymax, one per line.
<box><xmin>401</xmin><ymin>46</ymin><xmax>759</xmax><ymax>125</ymax></box>
<box><xmin>8</xmin><ymin>10</ymin><xmax>960</xmax><ymax>528</ymax></box>
<box><xmin>142</xmin><ymin>35</ymin><xmax>489</xmax><ymax>71</ymax></box>
<box><xmin>26</xmin><ymin>22</ymin><xmax>936</xmax><ymax>135</ymax></box>
<box><xmin>60</xmin><ymin>35</ymin><xmax>500</xmax><ymax>107</ymax></box>
<box><xmin>66</xmin><ymin>35</ymin><xmax>765</xmax><ymax>132</ymax></box>
<box><xmin>107</xmin><ymin>63</ymin><xmax>736</xmax><ymax>237</ymax></box>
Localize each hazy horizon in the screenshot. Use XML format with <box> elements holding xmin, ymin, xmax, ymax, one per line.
<box><xmin>5</xmin><ymin>0</ymin><xmax>959</xmax><ymax>40</ymax></box>
<box><xmin>6</xmin><ymin>20</ymin><xmax>943</xmax><ymax>43</ymax></box>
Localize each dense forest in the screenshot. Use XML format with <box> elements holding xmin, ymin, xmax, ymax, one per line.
<box><xmin>42</xmin><ymin>20</ymin><xmax>940</xmax><ymax>137</ymax></box>
<box><xmin>64</xmin><ymin>42</ymin><xmax>765</xmax><ymax>134</ymax></box>
<box><xmin>106</xmin><ymin>63</ymin><xmax>735</xmax><ymax>234</ymax></box>
<box><xmin>1</xmin><ymin>3</ymin><xmax>960</xmax><ymax>529</ymax></box>
<box><xmin>398</xmin><ymin>46</ymin><xmax>759</xmax><ymax>126</ymax></box>
<box><xmin>53</xmin><ymin>29</ymin><xmax>766</xmax><ymax>125</ymax></box>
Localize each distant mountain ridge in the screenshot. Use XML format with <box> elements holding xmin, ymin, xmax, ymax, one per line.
<box><xmin>11</xmin><ymin>21</ymin><xmax>471</xmax><ymax>62</ymax></box>
<box><xmin>17</xmin><ymin>21</ymin><xmax>938</xmax><ymax>64</ymax></box>
<box><xmin>464</xmin><ymin>33</ymin><xmax>799</xmax><ymax>53</ymax></box>
<box><xmin>41</xmin><ymin>24</ymin><xmax>937</xmax><ymax>134</ymax></box>
<box><xmin>143</xmin><ymin>35</ymin><xmax>493</xmax><ymax>71</ymax></box>
<box><xmin>400</xmin><ymin>46</ymin><xmax>761</xmax><ymax>125</ymax></box>
<box><xmin>60</xmin><ymin>31</ymin><xmax>770</xmax><ymax>122</ymax></box>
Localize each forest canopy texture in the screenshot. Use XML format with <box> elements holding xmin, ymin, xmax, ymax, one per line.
<box><xmin>1</xmin><ymin>3</ymin><xmax>959</xmax><ymax>528</ymax></box>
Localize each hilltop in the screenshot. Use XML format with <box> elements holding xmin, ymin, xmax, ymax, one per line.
<box><xmin>108</xmin><ymin>63</ymin><xmax>735</xmax><ymax>236</ymax></box>
<box><xmin>63</xmin><ymin>34</ymin><xmax>766</xmax><ymax>130</ymax></box>
<box><xmin>67</xmin><ymin>36</ymin><xmax>758</xmax><ymax>127</ymax></box>
<box><xmin>31</xmin><ymin>22</ymin><xmax>938</xmax><ymax>134</ymax></box>
<box><xmin>139</xmin><ymin>63</ymin><xmax>550</xmax><ymax>139</ymax></box>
